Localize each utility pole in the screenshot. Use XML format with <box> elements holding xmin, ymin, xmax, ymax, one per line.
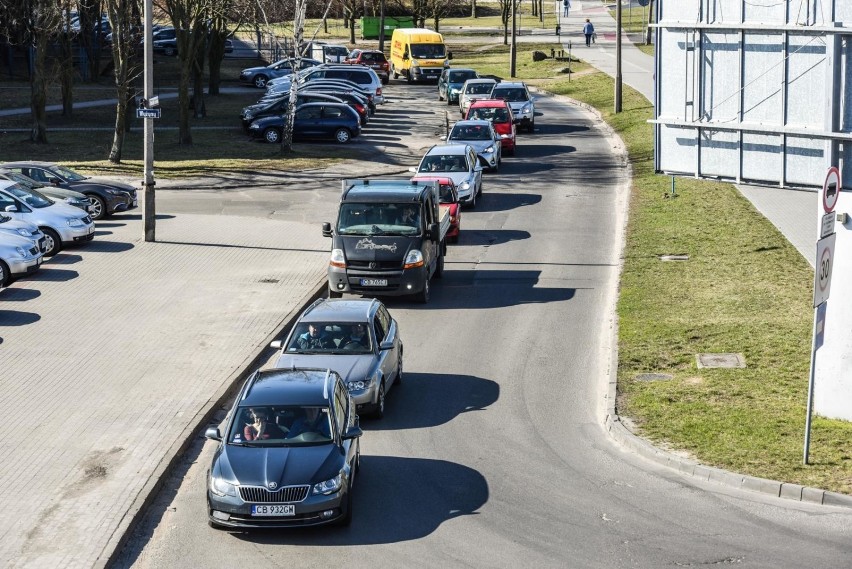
<box><xmin>143</xmin><ymin>0</ymin><xmax>155</xmax><ymax>241</ymax></box>
<box><xmin>615</xmin><ymin>0</ymin><xmax>623</xmax><ymax>112</ymax></box>
<box><xmin>378</xmin><ymin>0</ymin><xmax>385</xmax><ymax>53</ymax></box>
<box><xmin>510</xmin><ymin>0</ymin><xmax>517</xmax><ymax>77</ymax></box>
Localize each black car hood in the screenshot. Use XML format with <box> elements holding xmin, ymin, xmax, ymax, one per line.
<box><xmin>251</xmin><ymin>115</ymin><xmax>286</xmax><ymax>128</ymax></box>
<box><xmin>87</xmin><ymin>177</ymin><xmax>136</xmax><ymax>192</ymax></box>
<box><xmin>65</xmin><ymin>179</ymin><xmax>134</xmax><ymax>193</ymax></box>
<box><xmin>339</xmin><ymin>235</ymin><xmax>416</xmax><ymax>263</ymax></box>
<box><xmin>218</xmin><ymin>443</ymin><xmax>342</xmax><ymax>488</ymax></box>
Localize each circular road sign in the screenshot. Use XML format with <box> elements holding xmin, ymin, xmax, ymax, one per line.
<box><xmin>823</xmin><ymin>166</ymin><xmax>841</xmax><ymax>213</ymax></box>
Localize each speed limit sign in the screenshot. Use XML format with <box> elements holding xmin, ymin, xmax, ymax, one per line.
<box><xmin>814</xmin><ymin>233</ymin><xmax>836</xmax><ymax>307</ymax></box>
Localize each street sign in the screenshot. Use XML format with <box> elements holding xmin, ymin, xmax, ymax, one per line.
<box><xmin>136</xmin><ymin>108</ymin><xmax>161</xmax><ymax>119</ymax></box>
<box><xmin>815</xmin><ymin>301</ymin><xmax>827</xmax><ymax>349</ymax></box>
<box><xmin>148</xmin><ymin>96</ymin><xmax>160</xmax><ymax>108</ymax></box>
<box><xmin>822</xmin><ymin>166</ymin><xmax>841</xmax><ymax>213</ymax></box>
<box><xmin>821</xmin><ymin>212</ymin><xmax>836</xmax><ymax>239</ymax></box>
<box><xmin>637</xmin><ymin>0</ymin><xmax>650</xmax><ymax>5</ymax></box>
<box><xmin>813</xmin><ymin>233</ymin><xmax>836</xmax><ymax>307</ymax></box>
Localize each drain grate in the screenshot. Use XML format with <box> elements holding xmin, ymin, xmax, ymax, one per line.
<box><xmin>696</xmin><ymin>353</ymin><xmax>746</xmax><ymax>369</ymax></box>
<box><xmin>634</xmin><ymin>373</ymin><xmax>674</xmax><ymax>381</ymax></box>
<box><xmin>258</xmin><ymin>278</ymin><xmax>280</xmax><ymax>284</ymax></box>
<box><xmin>659</xmin><ymin>254</ymin><xmax>689</xmax><ymax>262</ymax></box>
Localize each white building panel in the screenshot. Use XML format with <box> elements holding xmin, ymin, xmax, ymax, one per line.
<box><xmin>786</xmin><ymin>34</ymin><xmax>828</xmax><ymax>127</ymax></box>
<box><xmin>699</xmin><ymin>129</ymin><xmax>738</xmax><ymax>178</ymax></box>
<box><xmin>705</xmin><ymin>0</ymin><xmax>743</xmax><ymax>24</ymax></box>
<box><xmin>659</xmin><ymin>126</ymin><xmax>697</xmax><ymax>174</ymax></box>
<box><xmin>742</xmin><ymin>33</ymin><xmax>783</xmax><ymax>125</ymax></box>
<box><xmin>658</xmin><ymin>30</ymin><xmax>689</xmax><ymax>120</ymax></box>
<box><xmin>701</xmin><ymin>32</ymin><xmax>740</xmax><ymax>122</ymax></box>
<box><xmin>741</xmin><ymin>133</ymin><xmax>782</xmax><ymax>182</ymax></box>
<box><xmin>785</xmin><ymin>137</ymin><xmax>825</xmax><ymax>186</ymax></box>
<box><xmin>743</xmin><ymin>0</ymin><xmax>785</xmax><ymax>23</ymax></box>
<box><xmin>661</xmin><ymin>1</ymin><xmax>702</xmax><ymax>22</ymax></box>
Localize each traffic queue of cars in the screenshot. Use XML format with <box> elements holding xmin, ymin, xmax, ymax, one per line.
<box><xmin>0</xmin><ymin>163</ymin><xmax>137</xmax><ymax>287</ymax></box>
<box><xmin>206</xmin><ymin>54</ymin><xmax>540</xmax><ymax>530</ymax></box>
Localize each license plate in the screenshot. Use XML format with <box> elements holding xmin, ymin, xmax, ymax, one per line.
<box><xmin>88</xmin><ymin>225</ymin><xmax>95</xmax><ymax>234</ymax></box>
<box><xmin>132</xmin><ymin>198</ymin><xmax>138</xmax><ymax>207</ymax></box>
<box><xmin>36</xmin><ymin>257</ymin><xmax>42</xmax><ymax>266</ymax></box>
<box><xmin>360</xmin><ymin>278</ymin><xmax>387</xmax><ymax>287</ymax></box>
<box><xmin>251</xmin><ymin>504</ymin><xmax>295</xmax><ymax>516</ymax></box>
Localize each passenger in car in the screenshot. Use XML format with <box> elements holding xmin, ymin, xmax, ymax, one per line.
<box><xmin>243</xmin><ymin>408</ymin><xmax>286</xmax><ymax>441</ymax></box>
<box><xmin>296</xmin><ymin>324</ymin><xmax>334</xmax><ymax>350</ymax></box>
<box><xmin>342</xmin><ymin>323</ymin><xmax>369</xmax><ymax>350</ymax></box>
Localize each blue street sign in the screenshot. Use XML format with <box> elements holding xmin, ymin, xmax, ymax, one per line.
<box><xmin>637</xmin><ymin>0</ymin><xmax>650</xmax><ymax>6</ymax></box>
<box><xmin>136</xmin><ymin>108</ymin><xmax>162</xmax><ymax>119</ymax></box>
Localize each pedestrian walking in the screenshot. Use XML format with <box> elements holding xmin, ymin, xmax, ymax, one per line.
<box><xmin>562</xmin><ymin>0</ymin><xmax>571</xmax><ymax>17</ymax></box>
<box><xmin>583</xmin><ymin>18</ymin><xmax>595</xmax><ymax>47</ymax></box>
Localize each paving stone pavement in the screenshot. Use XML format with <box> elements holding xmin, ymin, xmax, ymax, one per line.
<box><xmin>0</xmin><ymin>207</ymin><xmax>328</xmax><ymax>568</ymax></box>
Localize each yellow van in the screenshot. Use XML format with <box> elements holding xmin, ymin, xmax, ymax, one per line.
<box><xmin>390</xmin><ymin>28</ymin><xmax>452</xmax><ymax>83</ymax></box>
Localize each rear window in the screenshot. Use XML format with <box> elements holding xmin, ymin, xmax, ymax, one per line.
<box><xmin>492</xmin><ymin>87</ymin><xmax>528</xmax><ymax>102</ymax></box>
<box><xmin>465</xmin><ymin>82</ymin><xmax>494</xmax><ymax>95</ymax></box>
<box><xmin>323</xmin><ymin>106</ymin><xmax>345</xmax><ymax>118</ymax></box>
<box><xmin>361</xmin><ymin>52</ymin><xmax>386</xmax><ymax>62</ymax></box>
<box><xmin>468</xmin><ymin>106</ymin><xmax>510</xmax><ymax>124</ymax></box>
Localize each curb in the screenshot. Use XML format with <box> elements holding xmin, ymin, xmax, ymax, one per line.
<box><xmin>97</xmin><ymin>278</ymin><xmax>328</xmax><ymax>569</ymax></box>
<box><xmin>531</xmin><ymin>86</ymin><xmax>852</xmax><ymax>511</ymax></box>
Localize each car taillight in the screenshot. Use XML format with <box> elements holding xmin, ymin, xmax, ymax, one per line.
<box><xmin>354</xmin><ymin>103</ymin><xmax>365</xmax><ymax>114</ymax></box>
<box><xmin>376</xmin><ymin>87</ymin><xmax>382</xmax><ymax>96</ymax></box>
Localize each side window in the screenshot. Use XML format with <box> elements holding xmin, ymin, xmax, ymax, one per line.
<box><xmin>323</xmin><ymin>106</ymin><xmax>344</xmax><ymax>118</ymax></box>
<box><xmin>296</xmin><ymin>107</ymin><xmax>322</xmax><ymax>120</ymax></box>
<box><xmin>377</xmin><ymin>305</ymin><xmax>392</xmax><ymax>336</ymax></box>
<box><xmin>468</xmin><ymin>150</ymin><xmax>476</xmax><ymax>169</ymax></box>
<box><xmin>0</xmin><ymin>194</ymin><xmax>17</xmax><ymax>212</ymax></box>
<box><xmin>327</xmin><ymin>69</ymin><xmax>348</xmax><ymax>80</ymax></box>
<box><xmin>425</xmin><ymin>197</ymin><xmax>435</xmax><ymax>225</ymax></box>
<box><xmin>25</xmin><ymin>168</ymin><xmax>47</xmax><ymax>183</ymax></box>
<box><xmin>373</xmin><ymin>312</ymin><xmax>387</xmax><ymax>344</ymax></box>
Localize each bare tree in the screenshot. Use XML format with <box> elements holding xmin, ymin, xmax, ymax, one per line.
<box><xmin>338</xmin><ymin>0</ymin><xmax>362</xmax><ymax>44</ymax></box>
<box><xmin>426</xmin><ymin>0</ymin><xmax>454</xmax><ymax>32</ymax></box>
<box><xmin>105</xmin><ymin>0</ymin><xmax>142</xmax><ymax>162</ymax></box>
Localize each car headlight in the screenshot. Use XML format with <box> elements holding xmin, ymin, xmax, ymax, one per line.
<box><xmin>484</xmin><ymin>146</ymin><xmax>494</xmax><ymax>153</ymax></box>
<box><xmin>460</xmin><ymin>181</ymin><xmax>470</xmax><ymax>190</ymax></box>
<box><xmin>404</xmin><ymin>249</ymin><xmax>424</xmax><ymax>269</ymax></box>
<box><xmin>16</xmin><ymin>228</ymin><xmax>30</xmax><ymax>238</ymax></box>
<box><xmin>66</xmin><ymin>217</ymin><xmax>84</xmax><ymax>227</ymax></box>
<box><xmin>500</xmin><ymin>133</ymin><xmax>510</xmax><ymax>139</ymax></box>
<box><xmin>410</xmin><ymin>59</ymin><xmax>420</xmax><ymax>67</ymax></box>
<box><xmin>521</xmin><ymin>103</ymin><xmax>532</xmax><ymax>114</ymax></box>
<box><xmin>312</xmin><ymin>473</ymin><xmax>343</xmax><ymax>495</ymax></box>
<box><xmin>249</xmin><ymin>123</ymin><xmax>261</xmax><ymax>130</ymax></box>
<box><xmin>209</xmin><ymin>475</ymin><xmax>237</xmax><ymax>497</ymax></box>
<box><xmin>449</xmin><ymin>87</ymin><xmax>459</xmax><ymax>94</ymax></box>
<box><xmin>105</xmin><ymin>188</ymin><xmax>124</xmax><ymax>195</ymax></box>
<box><xmin>330</xmin><ymin>248</ymin><xmax>346</xmax><ymax>269</ymax></box>
<box><xmin>15</xmin><ymin>246</ymin><xmax>26</xmax><ymax>258</ymax></box>
<box><xmin>244</xmin><ymin>112</ymin><xmax>254</xmax><ymax>120</ymax></box>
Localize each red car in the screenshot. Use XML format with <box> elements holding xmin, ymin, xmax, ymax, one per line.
<box><xmin>465</xmin><ymin>98</ymin><xmax>516</xmax><ymax>156</ymax></box>
<box><xmin>344</xmin><ymin>49</ymin><xmax>390</xmax><ymax>85</ymax></box>
<box><xmin>410</xmin><ymin>175</ymin><xmax>461</xmax><ymax>243</ymax></box>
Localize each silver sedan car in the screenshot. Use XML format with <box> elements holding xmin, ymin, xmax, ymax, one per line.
<box><xmin>0</xmin><ymin>232</ymin><xmax>44</xmax><ymax>287</ymax></box>
<box><xmin>446</xmin><ymin>119</ymin><xmax>502</xmax><ymax>171</ymax></box>
<box><xmin>270</xmin><ymin>297</ymin><xmax>403</xmax><ymax>419</ymax></box>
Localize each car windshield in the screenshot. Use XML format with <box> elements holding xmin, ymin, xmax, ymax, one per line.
<box><xmin>468</xmin><ymin>107</ymin><xmax>510</xmax><ymax>124</ymax></box>
<box><xmin>450</xmin><ymin>70</ymin><xmax>477</xmax><ymax>83</ymax></box>
<box><xmin>410</xmin><ymin>43</ymin><xmax>445</xmax><ymax>59</ymax></box>
<box><xmin>465</xmin><ymin>82</ymin><xmax>494</xmax><ymax>95</ymax></box>
<box><xmin>337</xmin><ymin>203</ymin><xmax>421</xmax><ymax>236</ymax></box>
<box><xmin>362</xmin><ymin>52</ymin><xmax>386</xmax><ymax>62</ymax></box>
<box><xmin>326</xmin><ymin>46</ymin><xmax>348</xmax><ymax>55</ymax></box>
<box><xmin>229</xmin><ymin>405</ymin><xmax>333</xmax><ymax>446</ymax></box>
<box><xmin>492</xmin><ymin>87</ymin><xmax>529</xmax><ymax>102</ymax></box>
<box><xmin>53</xmin><ymin>166</ymin><xmax>86</xmax><ymax>181</ymax></box>
<box><xmin>5</xmin><ymin>185</ymin><xmax>53</xmax><ymax>208</ymax></box>
<box><xmin>450</xmin><ymin>124</ymin><xmax>491</xmax><ymax>141</ymax></box>
<box><xmin>438</xmin><ymin>184</ymin><xmax>456</xmax><ymax>203</ymax></box>
<box><xmin>420</xmin><ymin>155</ymin><xmax>467</xmax><ymax>173</ymax></box>
<box><xmin>286</xmin><ymin>322</ymin><xmax>372</xmax><ymax>353</ymax></box>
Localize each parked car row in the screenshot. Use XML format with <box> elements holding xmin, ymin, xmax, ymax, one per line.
<box><xmin>239</xmin><ymin>62</ymin><xmax>388</xmax><ymax>144</ymax></box>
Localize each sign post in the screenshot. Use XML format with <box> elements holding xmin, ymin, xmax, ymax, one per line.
<box><xmin>804</xmin><ymin>167</ymin><xmax>842</xmax><ymax>464</ymax></box>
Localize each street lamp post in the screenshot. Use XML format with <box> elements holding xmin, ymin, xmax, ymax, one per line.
<box><xmin>615</xmin><ymin>0</ymin><xmax>623</xmax><ymax>112</ymax></box>
<box><xmin>143</xmin><ymin>0</ymin><xmax>155</xmax><ymax>241</ymax></box>
<box><xmin>510</xmin><ymin>0</ymin><xmax>517</xmax><ymax>77</ymax></box>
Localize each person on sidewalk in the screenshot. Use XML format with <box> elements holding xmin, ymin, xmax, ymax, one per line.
<box><xmin>583</xmin><ymin>19</ymin><xmax>595</xmax><ymax>47</ymax></box>
<box><xmin>563</xmin><ymin>0</ymin><xmax>571</xmax><ymax>17</ymax></box>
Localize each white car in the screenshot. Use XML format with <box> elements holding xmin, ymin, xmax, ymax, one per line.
<box><xmin>0</xmin><ymin>232</ymin><xmax>44</xmax><ymax>287</ymax></box>
<box><xmin>412</xmin><ymin>143</ymin><xmax>484</xmax><ymax>207</ymax></box>
<box><xmin>446</xmin><ymin>119</ymin><xmax>502</xmax><ymax>171</ymax></box>
<box><xmin>0</xmin><ymin>181</ymin><xmax>94</xmax><ymax>257</ymax></box>
<box><xmin>458</xmin><ymin>78</ymin><xmax>497</xmax><ymax>117</ymax></box>
<box><xmin>0</xmin><ymin>214</ymin><xmax>45</xmax><ymax>253</ymax></box>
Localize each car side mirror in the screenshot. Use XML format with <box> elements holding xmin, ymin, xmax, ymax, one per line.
<box><xmin>407</xmin><ymin>166</ymin><xmax>417</xmax><ymax>173</ymax></box>
<box><xmin>4</xmin><ymin>205</ymin><xmax>15</xmax><ymax>212</ymax></box>
<box><xmin>428</xmin><ymin>222</ymin><xmax>439</xmax><ymax>241</ymax></box>
<box><xmin>322</xmin><ymin>222</ymin><xmax>333</xmax><ymax>237</ymax></box>
<box><xmin>205</xmin><ymin>427</ymin><xmax>222</xmax><ymax>441</ymax></box>
<box><xmin>48</xmin><ymin>178</ymin><xmax>60</xmax><ymax>185</ymax></box>
<box><xmin>447</xmin><ymin>51</ymin><xmax>453</xmax><ymax>60</ymax></box>
<box><xmin>403</xmin><ymin>53</ymin><xmax>409</xmax><ymax>60</ymax></box>
<box><xmin>380</xmin><ymin>339</ymin><xmax>394</xmax><ymax>351</ymax></box>
<box><xmin>270</xmin><ymin>340</ymin><xmax>283</xmax><ymax>349</ymax></box>
<box><xmin>342</xmin><ymin>425</ymin><xmax>363</xmax><ymax>440</ymax></box>
<box><xmin>474</xmin><ymin>165</ymin><xmax>484</xmax><ymax>172</ymax></box>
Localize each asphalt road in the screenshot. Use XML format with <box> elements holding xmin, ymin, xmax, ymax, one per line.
<box><xmin>112</xmin><ymin>83</ymin><xmax>852</xmax><ymax>568</ymax></box>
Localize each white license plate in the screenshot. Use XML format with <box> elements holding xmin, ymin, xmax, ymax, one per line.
<box><xmin>360</xmin><ymin>278</ymin><xmax>387</xmax><ymax>287</ymax></box>
<box><xmin>133</xmin><ymin>198</ymin><xmax>138</xmax><ymax>207</ymax></box>
<box><xmin>251</xmin><ymin>504</ymin><xmax>295</xmax><ymax>516</ymax></box>
<box><xmin>88</xmin><ymin>225</ymin><xmax>95</xmax><ymax>234</ymax></box>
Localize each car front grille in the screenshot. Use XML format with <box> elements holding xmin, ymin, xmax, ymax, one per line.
<box><xmin>28</xmin><ymin>246</ymin><xmax>38</xmax><ymax>256</ymax></box>
<box><xmin>348</xmin><ymin>260</ymin><xmax>401</xmax><ymax>270</ymax></box>
<box><xmin>82</xmin><ymin>215</ymin><xmax>92</xmax><ymax>224</ymax></box>
<box><xmin>239</xmin><ymin>485</ymin><xmax>310</xmax><ymax>503</ymax></box>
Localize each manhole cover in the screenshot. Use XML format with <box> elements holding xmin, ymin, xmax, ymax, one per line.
<box><xmin>659</xmin><ymin>254</ymin><xmax>689</xmax><ymax>262</ymax></box>
<box><xmin>696</xmin><ymin>353</ymin><xmax>746</xmax><ymax>369</ymax></box>
<box><xmin>634</xmin><ymin>373</ymin><xmax>674</xmax><ymax>381</ymax></box>
<box><xmin>258</xmin><ymin>278</ymin><xmax>280</xmax><ymax>284</ymax></box>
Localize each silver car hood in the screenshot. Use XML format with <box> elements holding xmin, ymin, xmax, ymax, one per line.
<box><xmin>0</xmin><ymin>216</ymin><xmax>40</xmax><ymax>234</ymax></box>
<box><xmin>274</xmin><ymin>353</ymin><xmax>374</xmax><ymax>382</ymax></box>
<box><xmin>447</xmin><ymin>139</ymin><xmax>495</xmax><ymax>153</ymax></box>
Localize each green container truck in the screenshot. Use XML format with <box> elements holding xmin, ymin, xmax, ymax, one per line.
<box><xmin>360</xmin><ymin>16</ymin><xmax>415</xmax><ymax>40</ymax></box>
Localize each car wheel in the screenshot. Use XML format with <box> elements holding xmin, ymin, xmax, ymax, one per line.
<box><xmin>87</xmin><ymin>195</ymin><xmax>107</xmax><ymax>220</ymax></box>
<box><xmin>438</xmin><ymin>91</ymin><xmax>444</xmax><ymax>101</ymax></box>
<box><xmin>447</xmin><ymin>97</ymin><xmax>453</xmax><ymax>106</ymax></box>
<box><xmin>435</xmin><ymin>248</ymin><xmax>444</xmax><ymax>278</ymax></box>
<box><xmin>396</xmin><ymin>352</ymin><xmax>403</xmax><ymax>385</ymax></box>
<box><xmin>0</xmin><ymin>260</ymin><xmax>10</xmax><ymax>288</ymax></box>
<box><xmin>328</xmin><ymin>286</ymin><xmax>343</xmax><ymax>298</ymax></box>
<box><xmin>263</xmin><ymin>128</ymin><xmax>281</xmax><ymax>144</ymax></box>
<box><xmin>468</xmin><ymin>189</ymin><xmax>476</xmax><ymax>209</ymax></box>
<box><xmin>381</xmin><ymin>76</ymin><xmax>389</xmax><ymax>85</ymax></box>
<box><xmin>335</xmin><ymin>485</ymin><xmax>354</xmax><ymax>527</ymax></box>
<box><xmin>416</xmin><ymin>279</ymin><xmax>430</xmax><ymax>304</ymax></box>
<box><xmin>392</xmin><ymin>65</ymin><xmax>398</xmax><ymax>79</ymax></box>
<box><xmin>253</xmin><ymin>74</ymin><xmax>268</xmax><ymax>88</ymax></box>
<box><xmin>527</xmin><ymin>120</ymin><xmax>535</xmax><ymax>133</ymax></box>
<box><xmin>373</xmin><ymin>382</ymin><xmax>385</xmax><ymax>419</ymax></box>
<box><xmin>164</xmin><ymin>46</ymin><xmax>175</xmax><ymax>56</ymax></box>
<box><xmin>507</xmin><ymin>144</ymin><xmax>515</xmax><ymax>157</ymax></box>
<box><xmin>41</xmin><ymin>228</ymin><xmax>62</xmax><ymax>257</ymax></box>
<box><xmin>334</xmin><ymin>128</ymin><xmax>351</xmax><ymax>143</ymax></box>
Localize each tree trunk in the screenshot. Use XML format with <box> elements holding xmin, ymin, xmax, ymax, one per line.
<box><xmin>109</xmin><ymin>82</ymin><xmax>128</xmax><ymax>162</ymax></box>
<box><xmin>434</xmin><ymin>17</ymin><xmax>440</xmax><ymax>33</ymax></box>
<box><xmin>503</xmin><ymin>6</ymin><xmax>509</xmax><ymax>45</ymax></box>
<box><xmin>178</xmin><ymin>65</ymin><xmax>192</xmax><ymax>144</ymax></box>
<box><xmin>645</xmin><ymin>0</ymin><xmax>655</xmax><ymax>45</ymax></box>
<box><xmin>30</xmin><ymin>33</ymin><xmax>49</xmax><ymax>143</ymax></box>
<box><xmin>472</xmin><ymin>0</ymin><xmax>477</xmax><ymax>17</ymax></box>
<box><xmin>60</xmin><ymin>36</ymin><xmax>74</xmax><ymax>116</ymax></box>
<box><xmin>192</xmin><ymin>62</ymin><xmax>206</xmax><ymax>118</ymax></box>
<box><xmin>349</xmin><ymin>15</ymin><xmax>356</xmax><ymax>44</ymax></box>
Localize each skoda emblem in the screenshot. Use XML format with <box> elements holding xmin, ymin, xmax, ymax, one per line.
<box><xmin>268</xmin><ymin>482</ymin><xmax>277</xmax><ymax>490</ymax></box>
<box><xmin>369</xmin><ymin>262</ymin><xmax>377</xmax><ymax>269</ymax></box>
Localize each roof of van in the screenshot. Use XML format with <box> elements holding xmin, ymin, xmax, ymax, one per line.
<box><xmin>341</xmin><ymin>179</ymin><xmax>437</xmax><ymax>202</ymax></box>
<box><xmin>391</xmin><ymin>28</ymin><xmax>444</xmax><ymax>40</ymax></box>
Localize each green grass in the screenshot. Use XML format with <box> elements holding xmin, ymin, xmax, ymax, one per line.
<box><xmin>450</xmin><ymin>42</ymin><xmax>589</xmax><ymax>83</ymax></box>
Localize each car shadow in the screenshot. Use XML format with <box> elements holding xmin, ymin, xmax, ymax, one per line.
<box><xmin>0</xmin><ymin>287</ymin><xmax>41</xmax><ymax>301</ymax></box>
<box><xmin>514</xmin><ymin>144</ymin><xmax>575</xmax><ymax>158</ymax></box>
<box><xmin>421</xmin><ymin>268</ymin><xmax>579</xmax><ymax>309</ymax></box>
<box><xmin>119</xmin><ymin>214</ymin><xmax>176</xmax><ymax>221</ymax></box>
<box><xmin>48</xmin><ymin>253</ymin><xmax>83</xmax><ymax>265</ymax></box>
<box><xmin>0</xmin><ymin>310</ymin><xmax>40</xmax><ymax>326</ymax></box>
<box><xmin>365</xmin><ymin>372</ymin><xmax>499</xmax><ymax>431</ymax></box>
<box><xmin>232</xmin><ymin>456</ymin><xmax>488</xmax><ymax>545</ymax></box>
<box><xmin>497</xmin><ymin>160</ymin><xmax>556</xmax><ymax>175</ymax></box>
<box><xmin>537</xmin><ymin>123</ymin><xmax>590</xmax><ymax>136</ymax></box>
<box><xmin>473</xmin><ymin>192</ymin><xmax>542</xmax><ymax>212</ymax></box>
<box><xmin>453</xmin><ymin>228</ymin><xmax>530</xmax><ymax>246</ymax></box>
<box><xmin>25</xmin><ymin>267</ymin><xmax>79</xmax><ymax>282</ymax></box>
<box><xmin>81</xmin><ymin>241</ymin><xmax>135</xmax><ymax>253</ymax></box>
<box><xmin>94</xmin><ymin>222</ymin><xmax>127</xmax><ymax>228</ymax></box>
<box><xmin>94</xmin><ymin>230</ymin><xmax>113</xmax><ymax>236</ymax></box>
